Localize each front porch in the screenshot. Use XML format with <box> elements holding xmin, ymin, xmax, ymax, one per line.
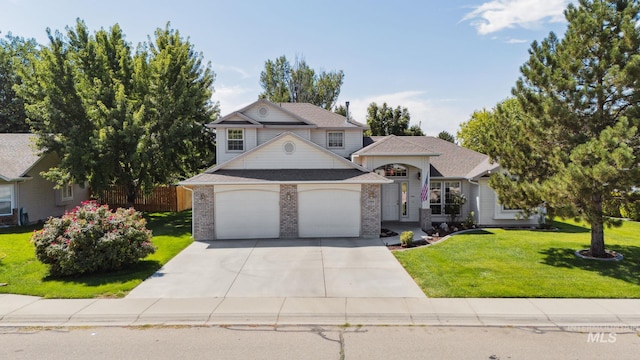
<box><xmin>380</xmin><ymin>221</ymin><xmax>428</xmax><ymax>245</ymax></box>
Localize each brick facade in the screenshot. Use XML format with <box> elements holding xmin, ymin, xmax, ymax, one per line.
<box><xmin>192</xmin><ymin>186</ymin><xmax>215</xmax><ymax>240</ymax></box>
<box><xmin>279</xmin><ymin>184</ymin><xmax>298</xmax><ymax>238</ymax></box>
<box><xmin>0</xmin><ymin>208</ymin><xmax>18</xmax><ymax>226</ymax></box>
<box><xmin>360</xmin><ymin>184</ymin><xmax>381</xmax><ymax>238</ymax></box>
<box><xmin>420</xmin><ymin>207</ymin><xmax>432</xmax><ymax>232</ymax></box>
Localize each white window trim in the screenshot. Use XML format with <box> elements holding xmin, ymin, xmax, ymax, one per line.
<box><xmin>62</xmin><ymin>183</ymin><xmax>74</xmax><ymax>201</ymax></box>
<box><xmin>327</xmin><ymin>131</ymin><xmax>344</xmax><ymax>149</ymax></box>
<box><xmin>0</xmin><ymin>184</ymin><xmax>14</xmax><ymax>216</ymax></box>
<box><xmin>494</xmin><ymin>200</ymin><xmax>528</xmax><ymax>220</ymax></box>
<box><xmin>429</xmin><ymin>181</ymin><xmax>462</xmax><ymax>216</ymax></box>
<box><xmin>226</xmin><ymin>128</ymin><xmax>245</xmax><ymax>152</ymax></box>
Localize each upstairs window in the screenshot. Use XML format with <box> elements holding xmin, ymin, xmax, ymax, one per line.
<box><xmin>227</xmin><ymin>129</ymin><xmax>244</xmax><ymax>151</ymax></box>
<box><xmin>327</xmin><ymin>131</ymin><xmax>344</xmax><ymax>148</ymax></box>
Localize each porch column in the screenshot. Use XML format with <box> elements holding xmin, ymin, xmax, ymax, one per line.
<box><xmin>419</xmin><ymin>167</ymin><xmax>432</xmax><ymax>231</ymax></box>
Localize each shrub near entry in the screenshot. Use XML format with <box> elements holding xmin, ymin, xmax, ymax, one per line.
<box><xmin>31</xmin><ymin>201</ymin><xmax>155</xmax><ymax>276</ymax></box>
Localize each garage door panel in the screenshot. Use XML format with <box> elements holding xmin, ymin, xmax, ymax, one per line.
<box><xmin>299</xmin><ymin>184</ymin><xmax>360</xmax><ymax>238</ymax></box>
<box><xmin>215</xmin><ymin>185</ymin><xmax>279</xmax><ymax>239</ymax></box>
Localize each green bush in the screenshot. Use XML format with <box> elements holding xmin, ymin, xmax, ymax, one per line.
<box><xmin>400</xmin><ymin>231</ymin><xmax>413</xmax><ymax>247</ymax></box>
<box><xmin>620</xmin><ymin>199</ymin><xmax>640</xmax><ymax>221</ymax></box>
<box><xmin>31</xmin><ymin>201</ymin><xmax>155</xmax><ymax>277</ymax></box>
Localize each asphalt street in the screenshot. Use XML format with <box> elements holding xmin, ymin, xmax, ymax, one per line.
<box><xmin>1</xmin><ymin>325</ymin><xmax>638</xmax><ymax>360</ymax></box>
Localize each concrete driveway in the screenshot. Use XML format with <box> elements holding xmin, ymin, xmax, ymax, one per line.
<box><xmin>126</xmin><ymin>238</ymin><xmax>426</xmax><ymax>298</ymax></box>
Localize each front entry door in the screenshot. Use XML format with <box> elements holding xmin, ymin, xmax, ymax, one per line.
<box><xmin>382</xmin><ymin>183</ymin><xmax>400</xmax><ymax>221</ymax></box>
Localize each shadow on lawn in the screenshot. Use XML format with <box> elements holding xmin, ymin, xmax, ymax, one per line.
<box><xmin>540</xmin><ymin>245</ymin><xmax>640</xmax><ymax>286</ymax></box>
<box><xmin>43</xmin><ymin>259</ymin><xmax>162</xmax><ymax>286</ymax></box>
<box><xmin>145</xmin><ymin>210</ymin><xmax>192</xmax><ymax>237</ymax></box>
<box><xmin>551</xmin><ymin>221</ymin><xmax>590</xmax><ymax>234</ymax></box>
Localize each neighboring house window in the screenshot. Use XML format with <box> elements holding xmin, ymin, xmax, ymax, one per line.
<box><xmin>0</xmin><ymin>185</ymin><xmax>13</xmax><ymax>216</ymax></box>
<box><xmin>327</xmin><ymin>131</ymin><xmax>344</xmax><ymax>148</ymax></box>
<box><xmin>429</xmin><ymin>181</ymin><xmax>462</xmax><ymax>215</ymax></box>
<box><xmin>62</xmin><ymin>183</ymin><xmax>73</xmax><ymax>201</ymax></box>
<box><xmin>376</xmin><ymin>164</ymin><xmax>408</xmax><ymax>177</ymax></box>
<box><xmin>227</xmin><ymin>129</ymin><xmax>244</xmax><ymax>151</ymax></box>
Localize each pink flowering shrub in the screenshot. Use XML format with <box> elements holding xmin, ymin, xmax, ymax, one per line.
<box><xmin>31</xmin><ymin>201</ymin><xmax>155</xmax><ymax>276</ymax></box>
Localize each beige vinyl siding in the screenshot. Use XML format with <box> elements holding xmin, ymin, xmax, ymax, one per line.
<box><xmin>224</xmin><ymin>136</ymin><xmax>354</xmax><ymax>170</ymax></box>
<box><xmin>245</xmin><ymin>105</ymin><xmax>302</xmax><ymax>123</ymax></box>
<box><xmin>217</xmin><ymin>128</ymin><xmax>258</xmax><ymax>164</ymax></box>
<box><xmin>257</xmin><ymin>128</ymin><xmax>310</xmax><ymax>145</ymax></box>
<box><xmin>477</xmin><ymin>178</ymin><xmax>538</xmax><ymax>227</ymax></box>
<box><xmin>310</xmin><ymin>129</ymin><xmax>363</xmax><ymax>157</ymax></box>
<box><xmin>17</xmin><ymin>154</ymin><xmax>89</xmax><ymax>223</ymax></box>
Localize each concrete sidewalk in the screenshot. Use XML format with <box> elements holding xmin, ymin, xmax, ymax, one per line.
<box><xmin>1</xmin><ymin>294</ymin><xmax>639</xmax><ymax>328</ymax></box>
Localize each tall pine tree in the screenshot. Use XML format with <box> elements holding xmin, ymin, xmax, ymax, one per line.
<box><xmin>489</xmin><ymin>0</ymin><xmax>640</xmax><ymax>258</ymax></box>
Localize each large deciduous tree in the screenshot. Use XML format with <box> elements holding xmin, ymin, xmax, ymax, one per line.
<box><xmin>366</xmin><ymin>102</ymin><xmax>421</xmax><ymax>136</ymax></box>
<box><xmin>0</xmin><ymin>33</ymin><xmax>38</xmax><ymax>133</ymax></box>
<box><xmin>483</xmin><ymin>0</ymin><xmax>640</xmax><ymax>258</ymax></box>
<box><xmin>259</xmin><ymin>55</ymin><xmax>344</xmax><ymax>110</ymax></box>
<box><xmin>18</xmin><ymin>20</ymin><xmax>218</xmax><ymax>205</ymax></box>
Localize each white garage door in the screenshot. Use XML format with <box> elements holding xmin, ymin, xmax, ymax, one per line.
<box><xmin>214</xmin><ymin>185</ymin><xmax>280</xmax><ymax>239</ymax></box>
<box><xmin>298</xmin><ymin>184</ymin><xmax>361</xmax><ymax>238</ymax></box>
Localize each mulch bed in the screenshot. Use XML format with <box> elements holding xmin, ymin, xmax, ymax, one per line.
<box><xmin>386</xmin><ymin>236</ymin><xmax>445</xmax><ymax>250</ymax></box>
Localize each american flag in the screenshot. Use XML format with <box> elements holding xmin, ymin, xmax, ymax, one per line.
<box><xmin>420</xmin><ymin>171</ymin><xmax>429</xmax><ymax>202</ymax></box>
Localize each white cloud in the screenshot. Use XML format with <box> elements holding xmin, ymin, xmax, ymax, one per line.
<box><xmin>213</xmin><ymin>64</ymin><xmax>251</xmax><ymax>79</ymax></box>
<box><xmin>462</xmin><ymin>0</ymin><xmax>569</xmax><ymax>35</ymax></box>
<box><xmin>505</xmin><ymin>38</ymin><xmax>528</xmax><ymax>44</ymax></box>
<box><xmin>346</xmin><ymin>91</ymin><xmax>472</xmax><ymax>137</ymax></box>
<box><xmin>213</xmin><ymin>84</ymin><xmax>257</xmax><ymax>116</ymax></box>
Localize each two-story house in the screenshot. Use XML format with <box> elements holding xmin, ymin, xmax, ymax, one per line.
<box><xmin>181</xmin><ymin>99</ymin><xmax>538</xmax><ymax>240</ymax></box>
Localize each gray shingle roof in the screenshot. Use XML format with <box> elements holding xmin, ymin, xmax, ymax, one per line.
<box><xmin>353</xmin><ymin>135</ymin><xmax>439</xmax><ymax>156</ymax></box>
<box><xmin>0</xmin><ymin>133</ymin><xmax>41</xmax><ymax>181</ymax></box>
<box><xmin>360</xmin><ymin>136</ymin><xmax>498</xmax><ymax>179</ymax></box>
<box><xmin>278</xmin><ymin>103</ymin><xmax>368</xmax><ymax>129</ymax></box>
<box><xmin>210</xmin><ymin>99</ymin><xmax>368</xmax><ymax>129</ymax></box>
<box><xmin>181</xmin><ymin>169</ymin><xmax>388</xmax><ymax>184</ymax></box>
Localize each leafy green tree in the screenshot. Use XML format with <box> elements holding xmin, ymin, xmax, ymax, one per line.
<box><xmin>457</xmin><ymin>108</ymin><xmax>498</xmax><ymax>153</ymax></box>
<box><xmin>406</xmin><ymin>124</ymin><xmax>425</xmax><ymax>136</ymax></box>
<box><xmin>487</xmin><ymin>0</ymin><xmax>640</xmax><ymax>258</ymax></box>
<box><xmin>0</xmin><ymin>33</ymin><xmax>38</xmax><ymax>133</ymax></box>
<box><xmin>18</xmin><ymin>20</ymin><xmax>218</xmax><ymax>205</ymax></box>
<box><xmin>259</xmin><ymin>55</ymin><xmax>344</xmax><ymax>110</ymax></box>
<box><xmin>365</xmin><ymin>102</ymin><xmax>412</xmax><ymax>136</ymax></box>
<box><xmin>437</xmin><ymin>131</ymin><xmax>456</xmax><ymax>143</ymax></box>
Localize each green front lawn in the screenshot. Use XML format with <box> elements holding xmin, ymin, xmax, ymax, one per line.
<box><xmin>394</xmin><ymin>220</ymin><xmax>640</xmax><ymax>298</ymax></box>
<box><xmin>0</xmin><ymin>211</ymin><xmax>193</xmax><ymax>298</ymax></box>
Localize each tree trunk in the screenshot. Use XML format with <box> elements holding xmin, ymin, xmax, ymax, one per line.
<box><xmin>124</xmin><ymin>184</ymin><xmax>138</xmax><ymax>209</ymax></box>
<box><xmin>590</xmin><ymin>193</ymin><xmax>606</xmax><ymax>258</ymax></box>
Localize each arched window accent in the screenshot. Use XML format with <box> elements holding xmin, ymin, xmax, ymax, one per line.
<box><xmin>375</xmin><ymin>164</ymin><xmax>408</xmax><ymax>177</ymax></box>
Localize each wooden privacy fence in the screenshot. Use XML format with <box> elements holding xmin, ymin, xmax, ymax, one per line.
<box><xmin>94</xmin><ymin>185</ymin><xmax>192</xmax><ymax>212</ymax></box>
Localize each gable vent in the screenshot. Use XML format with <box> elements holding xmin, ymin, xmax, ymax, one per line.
<box><xmin>283</xmin><ymin>141</ymin><xmax>296</xmax><ymax>154</ymax></box>
<box><xmin>258</xmin><ymin>107</ymin><xmax>269</xmax><ymax>117</ymax></box>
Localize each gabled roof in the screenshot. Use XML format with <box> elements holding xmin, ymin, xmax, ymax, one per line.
<box><xmin>278</xmin><ymin>102</ymin><xmax>368</xmax><ymax>129</ymax></box>
<box><xmin>352</xmin><ymin>135</ymin><xmax>440</xmax><ymax>156</ymax></box>
<box><xmin>0</xmin><ymin>133</ymin><xmax>42</xmax><ymax>181</ymax></box>
<box><xmin>359</xmin><ymin>135</ymin><xmax>498</xmax><ymax>179</ymax></box>
<box><xmin>208</xmin><ymin>99</ymin><xmax>368</xmax><ymax>129</ymax></box>
<box><xmin>181</xmin><ymin>131</ymin><xmax>390</xmax><ymax>185</ymax></box>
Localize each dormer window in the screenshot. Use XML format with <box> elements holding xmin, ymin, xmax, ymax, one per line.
<box><xmin>327</xmin><ymin>131</ymin><xmax>344</xmax><ymax>148</ymax></box>
<box><xmin>227</xmin><ymin>129</ymin><xmax>244</xmax><ymax>151</ymax></box>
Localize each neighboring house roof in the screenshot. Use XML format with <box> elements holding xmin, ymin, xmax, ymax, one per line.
<box><xmin>209</xmin><ymin>99</ymin><xmax>368</xmax><ymax>129</ymax></box>
<box><xmin>359</xmin><ymin>135</ymin><xmax>498</xmax><ymax>179</ymax></box>
<box><xmin>0</xmin><ymin>133</ymin><xmax>42</xmax><ymax>181</ymax></box>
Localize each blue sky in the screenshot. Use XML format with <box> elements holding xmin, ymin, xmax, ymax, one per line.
<box><xmin>1</xmin><ymin>0</ymin><xmax>571</xmax><ymax>136</ymax></box>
